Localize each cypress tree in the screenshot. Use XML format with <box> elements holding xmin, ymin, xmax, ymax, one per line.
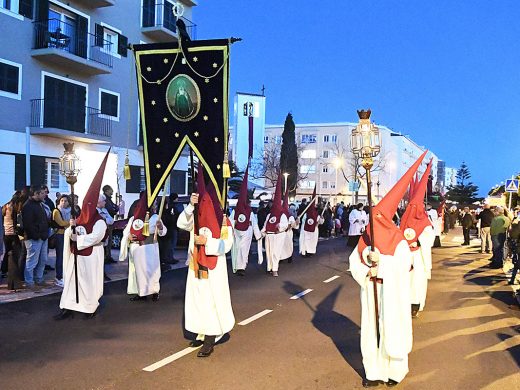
<box><xmin>279</xmin><ymin>113</ymin><xmax>299</xmax><ymax>197</ymax></box>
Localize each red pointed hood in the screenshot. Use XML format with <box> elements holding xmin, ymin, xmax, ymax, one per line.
<box><xmin>206</xmin><ymin>180</ymin><xmax>224</xmax><ymax>226</ymax></box>
<box><xmin>304</xmin><ymin>185</ymin><xmax>318</xmax><ymax>232</ymax></box>
<box><xmin>130</xmin><ymin>191</ymin><xmax>148</xmax><ymax>241</ymax></box>
<box><xmin>400</xmin><ymin>159</ymin><xmax>433</xmax><ymax>248</ymax></box>
<box><xmin>76</xmin><ymin>148</ymin><xmax>111</xmax><ymax>231</ymax></box>
<box><xmin>265</xmin><ymin>173</ymin><xmax>283</xmax><ymax>232</ymax></box>
<box><xmin>358</xmin><ymin>150</ymin><xmax>427</xmax><ymax>257</ymax></box>
<box><xmin>234</xmin><ymin>167</ymin><xmax>252</xmax><ymax>231</ymax></box>
<box><xmin>409</xmin><ymin>173</ymin><xmax>418</xmax><ymax>199</ymax></box>
<box><xmin>197</xmin><ymin>187</ymin><xmax>220</xmax><ymax>270</ymax></box>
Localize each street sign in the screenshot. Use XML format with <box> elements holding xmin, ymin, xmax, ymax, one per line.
<box><xmin>349</xmin><ymin>181</ymin><xmax>361</xmax><ymax>192</ymax></box>
<box><xmin>505</xmin><ymin>179</ymin><xmax>519</xmax><ymax>193</ymax></box>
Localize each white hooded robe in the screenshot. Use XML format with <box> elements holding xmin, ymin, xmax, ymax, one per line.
<box><xmin>229</xmin><ymin>210</ymin><xmax>261</xmax><ymax>272</ymax></box>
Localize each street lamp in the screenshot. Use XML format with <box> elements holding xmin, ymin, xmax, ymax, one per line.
<box><xmin>59</xmin><ymin>142</ymin><xmax>81</xmax><ymax>303</ymax></box>
<box><xmin>283</xmin><ymin>172</ymin><xmax>289</xmax><ymax>194</ymax></box>
<box><xmin>350</xmin><ymin>109</ymin><xmax>381</xmax><ymax>344</ymax></box>
<box><xmin>333</xmin><ymin>157</ymin><xmax>343</xmax><ymax>204</ymax></box>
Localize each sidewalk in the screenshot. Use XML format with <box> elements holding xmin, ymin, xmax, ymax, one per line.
<box><xmin>0</xmin><ymin>248</ymin><xmax>188</xmax><ymax>304</ymax></box>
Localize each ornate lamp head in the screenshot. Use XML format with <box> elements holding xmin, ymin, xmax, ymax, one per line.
<box><xmin>59</xmin><ymin>142</ymin><xmax>81</xmax><ymax>184</ymax></box>
<box><xmin>351</xmin><ymin>109</ymin><xmax>381</xmax><ymax>160</ymax></box>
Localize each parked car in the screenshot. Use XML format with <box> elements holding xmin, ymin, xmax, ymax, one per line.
<box><xmin>111</xmin><ymin>196</ymin><xmax>191</xmax><ymax>249</ymax></box>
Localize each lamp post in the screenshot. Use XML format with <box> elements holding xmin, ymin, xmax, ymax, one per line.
<box><xmin>350</xmin><ymin>109</ymin><xmax>381</xmax><ymax>344</ymax></box>
<box><xmin>334</xmin><ymin>157</ymin><xmax>343</xmax><ymax>205</ymax></box>
<box><xmin>283</xmin><ymin>172</ymin><xmax>289</xmax><ymax>195</ymax></box>
<box><xmin>59</xmin><ymin>143</ymin><xmax>81</xmax><ymax>303</ymax></box>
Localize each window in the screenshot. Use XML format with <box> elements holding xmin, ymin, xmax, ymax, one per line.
<box><xmin>0</xmin><ymin>0</ymin><xmax>25</xmax><ymax>20</ymax></box>
<box><xmin>96</xmin><ymin>23</ymin><xmax>126</xmax><ymax>57</ymax></box>
<box><xmin>301</xmin><ymin>134</ymin><xmax>317</xmax><ymax>144</ymax></box>
<box><xmin>330</xmin><ymin>182</ymin><xmax>336</xmax><ymax>189</ymax></box>
<box><xmin>322</xmin><ymin>181</ymin><xmax>328</xmax><ymax>189</ymax></box>
<box><xmin>126</xmin><ymin>165</ymin><xmax>146</xmax><ymax>193</ymax></box>
<box><xmin>300</xmin><ymin>180</ymin><xmax>315</xmax><ymax>189</ymax></box>
<box><xmin>300</xmin><ymin>165</ymin><xmax>316</xmax><ymax>174</ymax></box>
<box><xmin>100</xmin><ymin>89</ymin><xmax>120</xmax><ymax>121</ymax></box>
<box><xmin>323</xmin><ymin>135</ymin><xmax>330</xmax><ymax>143</ymax></box>
<box><xmin>301</xmin><ymin>149</ymin><xmax>316</xmax><ymax>159</ymax></box>
<box><xmin>0</xmin><ymin>59</ymin><xmax>21</xmax><ymax>100</ymax></box>
<box><xmin>45</xmin><ymin>159</ymin><xmax>69</xmax><ymax>192</ymax></box>
<box><xmin>274</xmin><ymin>135</ymin><xmax>282</xmax><ymax>145</ymax></box>
<box><xmin>322</xmin><ymin>166</ymin><xmax>329</xmax><ymax>173</ymax></box>
<box><xmin>331</xmin><ymin>134</ymin><xmax>338</xmax><ymax>143</ymax></box>
<box><xmin>103</xmin><ymin>28</ymin><xmax>119</xmax><ymax>55</ymax></box>
<box><xmin>263</xmin><ymin>135</ymin><xmax>269</xmax><ymax>144</ymax></box>
<box><xmin>322</xmin><ymin>150</ymin><xmax>329</xmax><ymax>159</ymax></box>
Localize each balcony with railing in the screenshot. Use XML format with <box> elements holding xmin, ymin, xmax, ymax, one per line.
<box><xmin>141</xmin><ymin>2</ymin><xmax>197</xmax><ymax>41</ymax></box>
<box><xmin>32</xmin><ymin>19</ymin><xmax>113</xmax><ymax>75</ymax></box>
<box><xmin>30</xmin><ymin>99</ymin><xmax>112</xmax><ymax>144</ymax></box>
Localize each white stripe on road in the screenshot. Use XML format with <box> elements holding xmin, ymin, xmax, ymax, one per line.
<box><xmin>238</xmin><ymin>309</ymin><xmax>273</xmax><ymax>326</ymax></box>
<box><xmin>323</xmin><ymin>275</ymin><xmax>340</xmax><ymax>283</ymax></box>
<box><xmin>143</xmin><ymin>346</ymin><xmax>200</xmax><ymax>372</ymax></box>
<box><xmin>290</xmin><ymin>289</ymin><xmax>313</xmax><ymax>300</ymax></box>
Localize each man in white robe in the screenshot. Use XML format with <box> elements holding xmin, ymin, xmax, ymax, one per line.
<box><xmin>262</xmin><ymin>213</ymin><xmax>289</xmax><ymax>277</ymax></box>
<box><xmin>299</xmin><ymin>213</ymin><xmax>324</xmax><ymax>256</ymax></box>
<box><xmin>55</xmin><ymin>150</ymin><xmax>110</xmax><ymax>320</ymax></box>
<box><xmin>178</xmin><ymin>192</ymin><xmax>234</xmax><ymax>358</ymax></box>
<box><xmin>119</xmin><ymin>197</ymin><xmax>167</xmax><ymax>301</ymax></box>
<box><xmin>350</xmin><ymin>150</ymin><xmax>426</xmax><ymax>387</ymax></box>
<box><xmin>348</xmin><ymin>203</ymin><xmax>368</xmax><ymax>247</ymax></box>
<box><xmin>427</xmin><ymin>204</ymin><xmax>442</xmax><ymax>247</ymax></box>
<box><xmin>230</xmin><ymin>207</ymin><xmax>261</xmax><ymax>275</ymax></box>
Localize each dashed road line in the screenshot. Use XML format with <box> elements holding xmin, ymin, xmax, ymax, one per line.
<box><xmin>238</xmin><ymin>309</ymin><xmax>273</xmax><ymax>326</ymax></box>
<box><xmin>143</xmin><ymin>346</ymin><xmax>200</xmax><ymax>372</ymax></box>
<box><xmin>323</xmin><ymin>275</ymin><xmax>340</xmax><ymax>283</ymax></box>
<box><xmin>290</xmin><ymin>289</ymin><xmax>313</xmax><ymax>300</ymax></box>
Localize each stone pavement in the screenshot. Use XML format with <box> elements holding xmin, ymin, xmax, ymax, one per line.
<box><xmin>0</xmin><ymin>248</ymin><xmax>188</xmax><ymax>304</ymax></box>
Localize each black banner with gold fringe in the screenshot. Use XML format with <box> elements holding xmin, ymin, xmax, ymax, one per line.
<box><xmin>134</xmin><ymin>39</ymin><xmax>229</xmax><ymax>207</ymax></box>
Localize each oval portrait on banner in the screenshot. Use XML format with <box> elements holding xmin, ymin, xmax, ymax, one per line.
<box><xmin>166</xmin><ymin>74</ymin><xmax>200</xmax><ymax>122</ymax></box>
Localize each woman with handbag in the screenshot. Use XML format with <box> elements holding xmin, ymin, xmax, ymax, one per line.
<box><xmin>52</xmin><ymin>195</ymin><xmax>71</xmax><ymax>288</ymax></box>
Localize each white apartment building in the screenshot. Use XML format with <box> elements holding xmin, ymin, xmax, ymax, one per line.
<box><xmin>265</xmin><ymin>122</ymin><xmax>444</xmax><ymax>205</ymax></box>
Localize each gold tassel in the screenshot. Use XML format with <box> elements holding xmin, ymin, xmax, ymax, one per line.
<box><xmin>222</xmin><ymin>150</ymin><xmax>230</xmax><ymax>178</ymax></box>
<box><xmin>123</xmin><ymin>152</ymin><xmax>131</xmax><ymax>180</ymax></box>
<box><xmin>220</xmin><ymin>219</ymin><xmax>228</xmax><ymax>239</ymax></box>
<box><xmin>143</xmin><ymin>211</ymin><xmax>150</xmax><ymax>236</ymax></box>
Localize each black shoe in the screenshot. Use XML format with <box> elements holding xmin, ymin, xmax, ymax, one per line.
<box><xmin>84</xmin><ymin>310</ymin><xmax>97</xmax><ymax>319</ymax></box>
<box><xmin>54</xmin><ymin>309</ymin><xmax>74</xmax><ymax>321</ymax></box>
<box><xmin>386</xmin><ymin>379</ymin><xmax>399</xmax><ymax>387</ymax></box>
<box><xmin>152</xmin><ymin>293</ymin><xmax>160</xmax><ymax>301</ymax></box>
<box><xmin>189</xmin><ymin>340</ymin><xmax>203</xmax><ymax>347</ymax></box>
<box><xmin>105</xmin><ymin>258</ymin><xmax>117</xmax><ymax>264</ymax></box>
<box><xmin>197</xmin><ymin>345</ymin><xmax>214</xmax><ymax>357</ymax></box>
<box><xmin>104</xmin><ymin>273</ymin><xmax>111</xmax><ymax>281</ymax></box>
<box><xmin>287</xmin><ymin>256</ymin><xmax>293</xmax><ymax>263</ymax></box>
<box><xmin>130</xmin><ymin>295</ymin><xmax>147</xmax><ymax>301</ymax></box>
<box><xmin>236</xmin><ymin>270</ymin><xmax>245</xmax><ymax>276</ymax></box>
<box><xmin>44</xmin><ymin>265</ymin><xmax>55</xmax><ymax>271</ymax></box>
<box><xmin>362</xmin><ymin>379</ymin><xmax>382</xmax><ymax>387</ymax></box>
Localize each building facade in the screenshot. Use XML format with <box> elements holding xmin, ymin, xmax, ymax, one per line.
<box><xmin>265</xmin><ymin>122</ymin><xmax>447</xmax><ymax>205</ymax></box>
<box><xmin>0</xmin><ymin>0</ymin><xmax>197</xmax><ymax>207</ymax></box>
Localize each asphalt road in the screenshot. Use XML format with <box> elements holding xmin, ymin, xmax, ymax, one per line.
<box><xmin>0</xmin><ymin>231</ymin><xmax>518</xmax><ymax>390</ymax></box>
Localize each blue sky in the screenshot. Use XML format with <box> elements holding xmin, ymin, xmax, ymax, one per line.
<box><xmin>194</xmin><ymin>1</ymin><xmax>520</xmax><ymax>196</ymax></box>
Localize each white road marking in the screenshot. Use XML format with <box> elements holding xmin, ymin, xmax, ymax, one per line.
<box><xmin>143</xmin><ymin>347</ymin><xmax>200</xmax><ymax>372</ymax></box>
<box><xmin>238</xmin><ymin>309</ymin><xmax>273</xmax><ymax>326</ymax></box>
<box><xmin>290</xmin><ymin>289</ymin><xmax>313</xmax><ymax>300</ymax></box>
<box><xmin>323</xmin><ymin>275</ymin><xmax>340</xmax><ymax>283</ymax></box>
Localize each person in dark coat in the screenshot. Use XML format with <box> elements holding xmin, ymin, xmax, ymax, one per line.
<box><xmin>461</xmin><ymin>207</ymin><xmax>474</xmax><ymax>245</ymax></box>
<box><xmin>477</xmin><ymin>204</ymin><xmax>494</xmax><ymax>253</ymax></box>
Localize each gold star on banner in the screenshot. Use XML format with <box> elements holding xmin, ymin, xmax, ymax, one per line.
<box><xmin>193</xmin><ymin>57</ymin><xmax>198</xmax><ymax>62</ymax></box>
<box><xmin>156</xmin><ymin>163</ymin><xmax>161</xmax><ymax>169</ymax></box>
<box><xmin>194</xmin><ymin>131</ymin><xmax>199</xmax><ymax>137</ymax></box>
<box><xmin>212</xmin><ymin>63</ymin><xmax>218</xmax><ymax>68</ymax></box>
<box><xmin>174</xmin><ymin>132</ymin><xmax>180</xmax><ymax>138</ymax></box>
<box><xmin>213</xmin><ymin>97</ymin><xmax>218</xmax><ymax>103</ymax></box>
<box><xmin>163</xmin><ymin>58</ymin><xmax>169</xmax><ymax>64</ymax></box>
<box><xmin>205</xmin><ymin>78</ymin><xmax>209</xmax><ymax>84</ymax></box>
<box><xmin>203</xmin><ymin>115</ymin><xmax>208</xmax><ymax>121</ymax></box>
<box><xmin>147</xmin><ymin>67</ymin><xmax>151</xmax><ymax>72</ymax></box>
<box><xmin>163</xmin><ymin>117</ymin><xmax>168</xmax><ymax>123</ymax></box>
<box><xmin>214</xmin><ymin>137</ymin><xmax>219</xmax><ymax>143</ymax></box>
<box><xmin>151</xmin><ymin>100</ymin><xmax>156</xmax><ymax>106</ymax></box>
<box><xmin>157</xmin><ymin>80</ymin><xmax>162</xmax><ymax>85</ymax></box>
<box><xmin>155</xmin><ymin>138</ymin><xmax>161</xmax><ymax>143</ymax></box>
<box><xmin>217</xmin><ymin>164</ymin><xmax>221</xmax><ymax>170</ymax></box>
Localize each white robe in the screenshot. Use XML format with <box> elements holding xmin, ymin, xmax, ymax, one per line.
<box><xmin>229</xmin><ymin>210</ymin><xmax>261</xmax><ymax>272</ymax></box>
<box><xmin>299</xmin><ymin>214</ymin><xmax>324</xmax><ymax>255</ymax></box>
<box><xmin>178</xmin><ymin>204</ymin><xmax>235</xmax><ymax>337</ymax></box>
<box><xmin>59</xmin><ymin>219</ymin><xmax>107</xmax><ymax>314</ymax></box>
<box><xmin>280</xmin><ymin>215</ymin><xmax>299</xmax><ymax>260</ymax></box>
<box><xmin>349</xmin><ymin>209</ymin><xmax>368</xmax><ymax>236</ymax></box>
<box><xmin>119</xmin><ymin>214</ymin><xmax>167</xmax><ymax>296</ymax></box>
<box><xmin>350</xmin><ymin>240</ymin><xmax>413</xmax><ymax>383</ymax></box>
<box><xmin>410</xmin><ymin>226</ymin><xmax>435</xmax><ymax>311</ymax></box>
<box><xmin>262</xmin><ymin>213</ymin><xmax>289</xmax><ymax>272</ymax></box>
<box><xmin>427</xmin><ymin>209</ymin><xmax>441</xmax><ymax>236</ymax></box>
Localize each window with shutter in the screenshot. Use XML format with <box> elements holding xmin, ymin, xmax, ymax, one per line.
<box><xmin>19</xmin><ymin>0</ymin><xmax>33</xmax><ymax>18</ymax></box>
<box><xmin>0</xmin><ymin>59</ymin><xmax>22</xmax><ymax>100</ymax></box>
<box><xmin>117</xmin><ymin>34</ymin><xmax>128</xmax><ymax>57</ymax></box>
<box><xmin>100</xmin><ymin>89</ymin><xmax>119</xmax><ymax>120</ymax></box>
